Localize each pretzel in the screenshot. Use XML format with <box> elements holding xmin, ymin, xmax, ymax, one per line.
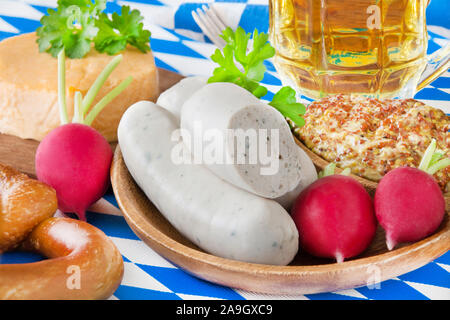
<box><xmin>0</xmin><ymin>164</ymin><xmax>123</xmax><ymax>299</ymax></box>
<box><xmin>0</xmin><ymin>163</ymin><xmax>57</xmax><ymax>253</ymax></box>
<box><xmin>0</xmin><ymin>217</ymin><xmax>124</xmax><ymax>299</ymax></box>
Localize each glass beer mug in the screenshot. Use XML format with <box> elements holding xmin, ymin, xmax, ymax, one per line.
<box><xmin>269</xmin><ymin>0</ymin><xmax>450</xmax><ymax>99</ymax></box>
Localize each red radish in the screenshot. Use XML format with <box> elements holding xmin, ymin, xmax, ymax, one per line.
<box><xmin>35</xmin><ymin>49</ymin><xmax>132</xmax><ymax>220</ymax></box>
<box><xmin>35</xmin><ymin>123</ymin><xmax>113</xmax><ymax>221</ymax></box>
<box><xmin>291</xmin><ymin>165</ymin><xmax>376</xmax><ymax>263</ymax></box>
<box><xmin>374</xmin><ymin>139</ymin><xmax>448</xmax><ymax>250</ymax></box>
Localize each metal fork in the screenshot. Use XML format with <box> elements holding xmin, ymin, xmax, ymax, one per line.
<box><xmin>192</xmin><ymin>5</ymin><xmax>227</xmax><ymax>49</ymax></box>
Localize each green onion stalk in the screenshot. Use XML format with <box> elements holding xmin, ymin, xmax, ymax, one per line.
<box><xmin>57</xmin><ymin>48</ymin><xmax>132</xmax><ymax>126</ymax></box>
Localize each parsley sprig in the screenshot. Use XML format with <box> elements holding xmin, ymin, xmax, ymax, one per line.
<box><xmin>95</xmin><ymin>6</ymin><xmax>151</xmax><ymax>55</ymax></box>
<box><xmin>269</xmin><ymin>86</ymin><xmax>306</xmax><ymax>127</ymax></box>
<box><xmin>37</xmin><ymin>0</ymin><xmax>151</xmax><ymax>59</ymax></box>
<box><xmin>209</xmin><ymin>27</ymin><xmax>274</xmax><ymax>98</ymax></box>
<box><xmin>208</xmin><ymin>27</ymin><xmax>306</xmax><ymax>128</ymax></box>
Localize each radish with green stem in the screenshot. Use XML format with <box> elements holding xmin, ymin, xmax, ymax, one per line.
<box><xmin>374</xmin><ymin>139</ymin><xmax>448</xmax><ymax>250</ymax></box>
<box><xmin>35</xmin><ymin>49</ymin><xmax>132</xmax><ymax>220</ymax></box>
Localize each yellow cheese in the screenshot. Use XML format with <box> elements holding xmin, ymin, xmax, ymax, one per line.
<box><xmin>0</xmin><ymin>32</ymin><xmax>159</xmax><ymax>142</ymax></box>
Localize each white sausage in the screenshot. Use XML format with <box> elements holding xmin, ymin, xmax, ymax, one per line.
<box><xmin>180</xmin><ymin>83</ymin><xmax>303</xmax><ymax>199</ymax></box>
<box><xmin>156</xmin><ymin>76</ymin><xmax>207</xmax><ymax>123</ymax></box>
<box><xmin>118</xmin><ymin>101</ymin><xmax>299</xmax><ymax>265</ymax></box>
<box><xmin>275</xmin><ymin>148</ymin><xmax>318</xmax><ymax>209</ymax></box>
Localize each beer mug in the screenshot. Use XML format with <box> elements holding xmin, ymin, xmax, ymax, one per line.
<box><xmin>269</xmin><ymin>0</ymin><xmax>450</xmax><ymax>99</ymax></box>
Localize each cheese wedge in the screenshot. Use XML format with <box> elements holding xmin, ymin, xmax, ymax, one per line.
<box><xmin>0</xmin><ymin>32</ymin><xmax>159</xmax><ymax>142</ymax></box>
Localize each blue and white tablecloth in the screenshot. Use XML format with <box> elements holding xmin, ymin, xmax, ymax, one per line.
<box><xmin>0</xmin><ymin>0</ymin><xmax>449</xmax><ymax>300</ymax></box>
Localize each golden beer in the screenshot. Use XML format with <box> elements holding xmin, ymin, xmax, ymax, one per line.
<box><xmin>269</xmin><ymin>0</ymin><xmax>429</xmax><ymax>99</ymax></box>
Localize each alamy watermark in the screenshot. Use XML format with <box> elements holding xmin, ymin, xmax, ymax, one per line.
<box><xmin>170</xmin><ymin>121</ymin><xmax>281</xmax><ymax>176</ymax></box>
<box><xmin>66</xmin><ymin>265</ymin><xmax>81</xmax><ymax>290</ymax></box>
<box><xmin>366</xmin><ymin>265</ymin><xmax>382</xmax><ymax>290</ymax></box>
<box><xmin>367</xmin><ymin>5</ymin><xmax>381</xmax><ymax>30</ymax></box>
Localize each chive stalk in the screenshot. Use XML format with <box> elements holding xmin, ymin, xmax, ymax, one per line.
<box><xmin>426</xmin><ymin>158</ymin><xmax>450</xmax><ymax>175</ymax></box>
<box><xmin>430</xmin><ymin>149</ymin><xmax>445</xmax><ymax>166</ymax></box>
<box><xmin>81</xmin><ymin>54</ymin><xmax>124</xmax><ymax>115</ymax></box>
<box><xmin>418</xmin><ymin>139</ymin><xmax>450</xmax><ymax>175</ymax></box>
<box><xmin>318</xmin><ymin>163</ymin><xmax>351</xmax><ymax>178</ymax></box>
<box><xmin>84</xmin><ymin>76</ymin><xmax>133</xmax><ymax>126</ymax></box>
<box><xmin>322</xmin><ymin>163</ymin><xmax>336</xmax><ymax>177</ymax></box>
<box><xmin>57</xmin><ymin>49</ymin><xmax>69</xmax><ymax>125</ymax></box>
<box><xmin>72</xmin><ymin>91</ymin><xmax>83</xmax><ymax>123</ymax></box>
<box><xmin>341</xmin><ymin>168</ymin><xmax>351</xmax><ymax>176</ymax></box>
<box><xmin>418</xmin><ymin>139</ymin><xmax>436</xmax><ymax>171</ymax></box>
<box><xmin>57</xmin><ymin>49</ymin><xmax>132</xmax><ymax>127</ymax></box>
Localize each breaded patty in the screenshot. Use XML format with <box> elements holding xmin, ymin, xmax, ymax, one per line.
<box><xmin>296</xmin><ymin>95</ymin><xmax>450</xmax><ymax>191</ymax></box>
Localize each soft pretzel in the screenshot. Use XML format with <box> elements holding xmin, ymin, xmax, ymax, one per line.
<box><xmin>0</xmin><ymin>163</ymin><xmax>57</xmax><ymax>253</ymax></box>
<box><xmin>0</xmin><ymin>217</ymin><xmax>124</xmax><ymax>299</ymax></box>
<box><xmin>0</xmin><ymin>164</ymin><xmax>124</xmax><ymax>299</ymax></box>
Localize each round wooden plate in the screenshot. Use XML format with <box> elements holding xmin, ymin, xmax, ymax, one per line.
<box><xmin>111</xmin><ymin>145</ymin><xmax>450</xmax><ymax>295</ymax></box>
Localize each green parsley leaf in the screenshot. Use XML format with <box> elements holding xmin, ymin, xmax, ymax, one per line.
<box><xmin>208</xmin><ymin>27</ymin><xmax>306</xmax><ymax>128</ymax></box>
<box><xmin>94</xmin><ymin>6</ymin><xmax>151</xmax><ymax>55</ymax></box>
<box><xmin>36</xmin><ymin>1</ymin><xmax>151</xmax><ymax>58</ymax></box>
<box><xmin>269</xmin><ymin>86</ymin><xmax>306</xmax><ymax>127</ymax></box>
<box><xmin>208</xmin><ymin>26</ymin><xmax>274</xmax><ymax>98</ymax></box>
<box><xmin>36</xmin><ymin>0</ymin><xmax>105</xmax><ymax>59</ymax></box>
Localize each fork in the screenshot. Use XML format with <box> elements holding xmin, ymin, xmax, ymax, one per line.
<box><xmin>192</xmin><ymin>5</ymin><xmax>227</xmax><ymax>49</ymax></box>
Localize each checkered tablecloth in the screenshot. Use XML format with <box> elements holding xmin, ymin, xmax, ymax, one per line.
<box><xmin>0</xmin><ymin>0</ymin><xmax>449</xmax><ymax>300</ymax></box>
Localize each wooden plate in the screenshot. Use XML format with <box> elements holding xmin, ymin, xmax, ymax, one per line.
<box><xmin>111</xmin><ymin>145</ymin><xmax>450</xmax><ymax>295</ymax></box>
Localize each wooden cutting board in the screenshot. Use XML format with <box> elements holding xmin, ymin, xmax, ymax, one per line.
<box><xmin>0</xmin><ymin>68</ymin><xmax>184</xmax><ymax>177</ymax></box>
